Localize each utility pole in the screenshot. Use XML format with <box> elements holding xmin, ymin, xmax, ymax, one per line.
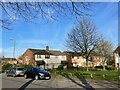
<box><xmin>10</xmin><ymin>39</ymin><xmax>16</xmax><ymax>67</ymax></box>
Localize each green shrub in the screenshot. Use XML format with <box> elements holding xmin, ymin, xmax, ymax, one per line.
<box><xmin>78</xmin><ymin>67</ymin><xmax>87</xmax><ymax>71</ymax></box>
<box><xmin>106</xmin><ymin>66</ymin><xmax>116</xmax><ymax>70</ymax></box>
<box><xmin>22</xmin><ymin>64</ymin><xmax>33</xmax><ymax>68</ymax></box>
<box><xmin>2</xmin><ymin>63</ymin><xmax>13</xmax><ymax>72</ymax></box>
<box><xmin>57</xmin><ymin>64</ymin><xmax>64</xmax><ymax>70</ymax></box>
<box><xmin>89</xmin><ymin>68</ymin><xmax>98</xmax><ymax>71</ymax></box>
<box><xmin>17</xmin><ymin>64</ymin><xmax>32</xmax><ymax>69</ymax></box>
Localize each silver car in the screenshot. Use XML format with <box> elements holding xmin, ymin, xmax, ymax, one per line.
<box><xmin>7</xmin><ymin>67</ymin><xmax>24</xmax><ymax>77</ymax></box>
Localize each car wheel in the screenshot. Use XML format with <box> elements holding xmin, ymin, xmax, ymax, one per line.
<box><xmin>6</xmin><ymin>74</ymin><xmax>9</xmax><ymax>77</ymax></box>
<box><xmin>35</xmin><ymin>75</ymin><xmax>39</xmax><ymax>80</ymax></box>
<box><xmin>24</xmin><ymin>74</ymin><xmax>27</xmax><ymax>79</ymax></box>
<box><xmin>39</xmin><ymin>75</ymin><xmax>45</xmax><ymax>80</ymax></box>
<box><xmin>13</xmin><ymin>74</ymin><xmax>16</xmax><ymax>77</ymax></box>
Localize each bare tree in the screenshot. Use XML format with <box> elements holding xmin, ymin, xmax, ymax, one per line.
<box><xmin>96</xmin><ymin>38</ymin><xmax>113</xmax><ymax>70</ymax></box>
<box><xmin>66</xmin><ymin>18</ymin><xmax>101</xmax><ymax>71</ymax></box>
<box><xmin>0</xmin><ymin>2</ymin><xmax>92</xmax><ymax>30</ymax></box>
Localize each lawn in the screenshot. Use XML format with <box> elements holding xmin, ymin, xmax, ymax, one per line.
<box><xmin>50</xmin><ymin>69</ymin><xmax>119</xmax><ymax>82</ymax></box>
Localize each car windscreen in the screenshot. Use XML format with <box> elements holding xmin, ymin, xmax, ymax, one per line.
<box><xmin>17</xmin><ymin>68</ymin><xmax>24</xmax><ymax>70</ymax></box>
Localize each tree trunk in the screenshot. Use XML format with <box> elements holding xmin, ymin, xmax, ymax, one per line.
<box><xmin>86</xmin><ymin>58</ymin><xmax>89</xmax><ymax>71</ymax></box>
<box><xmin>103</xmin><ymin>62</ymin><xmax>106</xmax><ymax>70</ymax></box>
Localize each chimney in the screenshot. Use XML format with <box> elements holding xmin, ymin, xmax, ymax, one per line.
<box><xmin>46</xmin><ymin>46</ymin><xmax>49</xmax><ymax>51</ymax></box>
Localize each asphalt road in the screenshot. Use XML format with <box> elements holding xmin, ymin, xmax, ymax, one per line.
<box><xmin>1</xmin><ymin>73</ymin><xmax>120</xmax><ymax>89</ymax></box>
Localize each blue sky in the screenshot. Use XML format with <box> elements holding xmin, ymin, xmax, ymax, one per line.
<box><xmin>2</xmin><ymin>2</ymin><xmax>118</xmax><ymax>58</ymax></box>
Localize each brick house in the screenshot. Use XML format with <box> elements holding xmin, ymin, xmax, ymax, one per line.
<box><xmin>65</xmin><ymin>51</ymin><xmax>110</xmax><ymax>68</ymax></box>
<box><xmin>114</xmin><ymin>46</ymin><xmax>120</xmax><ymax>69</ymax></box>
<box><xmin>92</xmin><ymin>56</ymin><xmax>107</xmax><ymax>67</ymax></box>
<box><xmin>22</xmin><ymin>47</ymin><xmax>95</xmax><ymax>69</ymax></box>
<box><xmin>22</xmin><ymin>46</ymin><xmax>67</xmax><ymax>69</ymax></box>
<box><xmin>64</xmin><ymin>51</ymin><xmax>87</xmax><ymax>68</ymax></box>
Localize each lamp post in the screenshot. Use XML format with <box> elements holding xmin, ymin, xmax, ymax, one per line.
<box><xmin>10</xmin><ymin>38</ymin><xmax>16</xmax><ymax>67</ymax></box>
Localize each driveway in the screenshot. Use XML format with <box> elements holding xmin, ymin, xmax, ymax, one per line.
<box><xmin>1</xmin><ymin>73</ymin><xmax>120</xmax><ymax>89</ymax></box>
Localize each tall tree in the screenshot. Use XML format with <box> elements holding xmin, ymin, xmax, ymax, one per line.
<box><xmin>66</xmin><ymin>18</ymin><xmax>101</xmax><ymax>71</ymax></box>
<box><xmin>0</xmin><ymin>2</ymin><xmax>92</xmax><ymax>30</ymax></box>
<box><xmin>96</xmin><ymin>38</ymin><xmax>113</xmax><ymax>70</ymax></box>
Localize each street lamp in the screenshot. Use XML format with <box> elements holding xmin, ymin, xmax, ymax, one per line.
<box><xmin>10</xmin><ymin>38</ymin><xmax>16</xmax><ymax>66</ymax></box>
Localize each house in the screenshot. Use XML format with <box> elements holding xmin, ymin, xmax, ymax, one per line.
<box><xmin>17</xmin><ymin>58</ymin><xmax>23</xmax><ymax>64</ymax></box>
<box><xmin>92</xmin><ymin>56</ymin><xmax>107</xmax><ymax>67</ymax></box>
<box><xmin>1</xmin><ymin>57</ymin><xmax>17</xmax><ymax>65</ymax></box>
<box><xmin>22</xmin><ymin>46</ymin><xmax>67</xmax><ymax>69</ymax></box>
<box><xmin>64</xmin><ymin>51</ymin><xmax>87</xmax><ymax>68</ymax></box>
<box><xmin>114</xmin><ymin>46</ymin><xmax>120</xmax><ymax>69</ymax></box>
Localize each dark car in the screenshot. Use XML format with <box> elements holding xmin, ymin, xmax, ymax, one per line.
<box><xmin>6</xmin><ymin>67</ymin><xmax>24</xmax><ymax>77</ymax></box>
<box><xmin>24</xmin><ymin>67</ymin><xmax>51</xmax><ymax>80</ymax></box>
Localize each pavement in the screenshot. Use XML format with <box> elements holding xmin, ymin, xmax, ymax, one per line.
<box><xmin>1</xmin><ymin>73</ymin><xmax>120</xmax><ymax>89</ymax></box>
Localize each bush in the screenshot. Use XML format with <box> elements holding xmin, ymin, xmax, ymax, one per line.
<box><xmin>106</xmin><ymin>66</ymin><xmax>116</xmax><ymax>70</ymax></box>
<box><xmin>16</xmin><ymin>64</ymin><xmax>33</xmax><ymax>69</ymax></box>
<box><xmin>57</xmin><ymin>64</ymin><xmax>64</xmax><ymax>70</ymax></box>
<box><xmin>95</xmin><ymin>66</ymin><xmax>103</xmax><ymax>69</ymax></box>
<box><xmin>89</xmin><ymin>68</ymin><xmax>98</xmax><ymax>71</ymax></box>
<box><xmin>78</xmin><ymin>67</ymin><xmax>87</xmax><ymax>71</ymax></box>
<box><xmin>2</xmin><ymin>63</ymin><xmax>13</xmax><ymax>72</ymax></box>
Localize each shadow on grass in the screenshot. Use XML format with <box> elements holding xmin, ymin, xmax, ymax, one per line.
<box><xmin>18</xmin><ymin>79</ymin><xmax>34</xmax><ymax>90</ymax></box>
<box><xmin>75</xmin><ymin>72</ymin><xmax>95</xmax><ymax>89</ymax></box>
<box><xmin>61</xmin><ymin>71</ymin><xmax>95</xmax><ymax>90</ymax></box>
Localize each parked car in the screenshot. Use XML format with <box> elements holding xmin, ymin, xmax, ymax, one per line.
<box><xmin>6</xmin><ymin>67</ymin><xmax>24</xmax><ymax>77</ymax></box>
<box><xmin>24</xmin><ymin>67</ymin><xmax>51</xmax><ymax>80</ymax></box>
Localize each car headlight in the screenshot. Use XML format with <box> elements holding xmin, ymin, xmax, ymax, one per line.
<box><xmin>39</xmin><ymin>73</ymin><xmax>44</xmax><ymax>76</ymax></box>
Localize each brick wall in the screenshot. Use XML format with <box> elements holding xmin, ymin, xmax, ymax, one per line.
<box><xmin>22</xmin><ymin>49</ymin><xmax>35</xmax><ymax>66</ymax></box>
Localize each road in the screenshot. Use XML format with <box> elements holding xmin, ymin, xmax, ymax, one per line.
<box><xmin>1</xmin><ymin>73</ymin><xmax>120</xmax><ymax>89</ymax></box>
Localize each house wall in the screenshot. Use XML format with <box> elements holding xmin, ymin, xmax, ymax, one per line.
<box><xmin>35</xmin><ymin>54</ymin><xmax>66</xmax><ymax>63</ymax></box>
<box><xmin>93</xmin><ymin>56</ymin><xmax>107</xmax><ymax>67</ymax></box>
<box><xmin>114</xmin><ymin>53</ymin><xmax>117</xmax><ymax>67</ymax></box>
<box><xmin>22</xmin><ymin>49</ymin><xmax>35</xmax><ymax>66</ymax></box>
<box><xmin>66</xmin><ymin>54</ymin><xmax>87</xmax><ymax>68</ymax></box>
<box><xmin>72</xmin><ymin>56</ymin><xmax>85</xmax><ymax>67</ymax></box>
<box><xmin>114</xmin><ymin>52</ymin><xmax>120</xmax><ymax>69</ymax></box>
<box><xmin>34</xmin><ymin>54</ymin><xmax>67</xmax><ymax>69</ymax></box>
<box><xmin>17</xmin><ymin>58</ymin><xmax>23</xmax><ymax>64</ymax></box>
<box><xmin>66</xmin><ymin>53</ymin><xmax>72</xmax><ymax>68</ymax></box>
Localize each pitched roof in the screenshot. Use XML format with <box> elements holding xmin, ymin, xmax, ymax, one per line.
<box><xmin>114</xmin><ymin>46</ymin><xmax>120</xmax><ymax>53</ymax></box>
<box><xmin>28</xmin><ymin>48</ymin><xmax>66</xmax><ymax>55</ymax></box>
<box><xmin>1</xmin><ymin>58</ymin><xmax>16</xmax><ymax>61</ymax></box>
<box><xmin>64</xmin><ymin>51</ymin><xmax>82</xmax><ymax>56</ymax></box>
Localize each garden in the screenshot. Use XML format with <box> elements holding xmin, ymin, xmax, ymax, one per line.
<box><xmin>49</xmin><ymin>65</ymin><xmax>119</xmax><ymax>82</ymax></box>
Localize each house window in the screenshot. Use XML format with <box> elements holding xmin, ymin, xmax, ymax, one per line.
<box><xmin>55</xmin><ymin>55</ymin><xmax>58</xmax><ymax>58</ymax></box>
<box><xmin>77</xmin><ymin>56</ymin><xmax>79</xmax><ymax>59</ymax></box>
<box><xmin>45</xmin><ymin>55</ymin><xmax>50</xmax><ymax>59</ymax></box>
<box><xmin>62</xmin><ymin>56</ymin><xmax>65</xmax><ymax>59</ymax></box>
<box><xmin>72</xmin><ymin>56</ymin><xmax>74</xmax><ymax>58</ymax></box>
<box><xmin>37</xmin><ymin>55</ymin><xmax>41</xmax><ymax>58</ymax></box>
<box><xmin>36</xmin><ymin>55</ymin><xmax>41</xmax><ymax>58</ymax></box>
<box><xmin>25</xmin><ymin>56</ymin><xmax>28</xmax><ymax>62</ymax></box>
<box><xmin>39</xmin><ymin>55</ymin><xmax>41</xmax><ymax>58</ymax></box>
